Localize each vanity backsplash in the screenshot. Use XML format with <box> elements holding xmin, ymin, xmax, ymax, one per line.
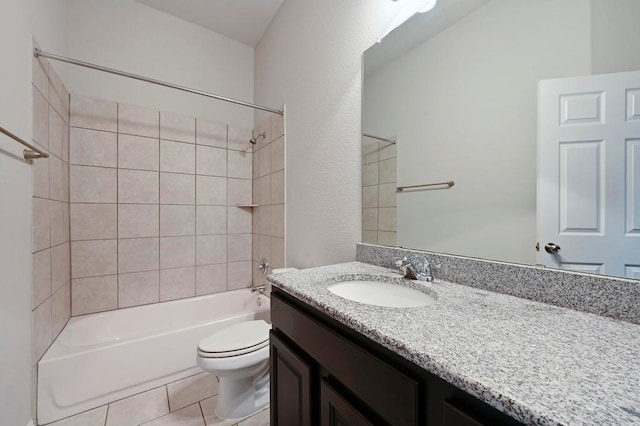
<box><xmin>356</xmin><ymin>243</ymin><xmax>640</xmax><ymax>325</ymax></box>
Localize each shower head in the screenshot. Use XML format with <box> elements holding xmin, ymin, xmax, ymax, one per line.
<box><xmin>249</xmin><ymin>132</ymin><xmax>266</xmax><ymax>145</ymax></box>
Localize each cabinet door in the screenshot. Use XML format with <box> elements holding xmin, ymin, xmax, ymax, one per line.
<box><xmin>443</xmin><ymin>401</ymin><xmax>485</xmax><ymax>426</ymax></box>
<box><xmin>270</xmin><ymin>331</ymin><xmax>313</xmax><ymax>426</ymax></box>
<box><xmin>321</xmin><ymin>379</ymin><xmax>374</xmax><ymax>426</ymax></box>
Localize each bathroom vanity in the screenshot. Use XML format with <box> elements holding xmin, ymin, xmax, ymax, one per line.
<box><xmin>268</xmin><ymin>262</ymin><xmax>640</xmax><ymax>426</ymax></box>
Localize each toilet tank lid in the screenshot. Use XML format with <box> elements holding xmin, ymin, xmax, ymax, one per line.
<box><xmin>198</xmin><ymin>320</ymin><xmax>271</xmax><ymax>353</ymax></box>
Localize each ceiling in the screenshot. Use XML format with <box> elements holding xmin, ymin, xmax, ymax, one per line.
<box><xmin>134</xmin><ymin>0</ymin><xmax>284</xmax><ymax>47</ymax></box>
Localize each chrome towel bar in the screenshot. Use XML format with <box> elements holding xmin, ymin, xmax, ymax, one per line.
<box><xmin>396</xmin><ymin>181</ymin><xmax>455</xmax><ymax>192</ymax></box>
<box><xmin>0</xmin><ymin>126</ymin><xmax>48</xmax><ymax>159</ymax></box>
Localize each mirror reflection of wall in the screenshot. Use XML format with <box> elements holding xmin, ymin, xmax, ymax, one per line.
<box><xmin>362</xmin><ymin>0</ymin><xmax>640</xmax><ymax>278</ymax></box>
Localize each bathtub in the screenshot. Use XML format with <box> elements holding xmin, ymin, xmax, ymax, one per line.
<box><xmin>38</xmin><ymin>289</ymin><xmax>270</xmax><ymax>424</ymax></box>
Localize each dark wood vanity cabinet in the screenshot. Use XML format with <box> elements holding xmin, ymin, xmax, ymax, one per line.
<box><xmin>269</xmin><ymin>289</ymin><xmax>523</xmax><ymax>426</ymax></box>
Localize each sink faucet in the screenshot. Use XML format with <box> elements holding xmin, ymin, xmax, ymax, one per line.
<box><xmin>394</xmin><ymin>257</ymin><xmax>438</xmax><ymax>282</ymax></box>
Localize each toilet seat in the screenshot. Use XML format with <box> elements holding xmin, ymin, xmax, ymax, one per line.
<box><xmin>198</xmin><ymin>320</ymin><xmax>271</xmax><ymax>359</ymax></box>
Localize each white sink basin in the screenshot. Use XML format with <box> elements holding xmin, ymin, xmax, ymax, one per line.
<box><xmin>327</xmin><ymin>280</ymin><xmax>436</xmax><ymax>308</ymax></box>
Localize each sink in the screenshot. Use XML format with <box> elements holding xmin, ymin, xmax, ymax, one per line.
<box><xmin>327</xmin><ymin>280</ymin><xmax>436</xmax><ymax>308</ymax></box>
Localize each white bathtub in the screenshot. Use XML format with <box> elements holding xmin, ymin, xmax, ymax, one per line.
<box><xmin>38</xmin><ymin>289</ymin><xmax>270</xmax><ymax>424</ymax></box>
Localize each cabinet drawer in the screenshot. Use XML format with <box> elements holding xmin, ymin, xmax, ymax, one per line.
<box><xmin>272</xmin><ymin>293</ymin><xmax>420</xmax><ymax>425</ymax></box>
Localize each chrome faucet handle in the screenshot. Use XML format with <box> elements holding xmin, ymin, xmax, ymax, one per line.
<box><xmin>419</xmin><ymin>262</ymin><xmax>441</xmax><ymax>282</ymax></box>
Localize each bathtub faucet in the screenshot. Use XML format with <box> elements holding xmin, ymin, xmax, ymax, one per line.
<box><xmin>251</xmin><ymin>284</ymin><xmax>267</xmax><ymax>293</ymax></box>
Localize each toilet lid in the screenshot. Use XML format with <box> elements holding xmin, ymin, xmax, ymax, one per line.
<box><xmin>198</xmin><ymin>320</ymin><xmax>271</xmax><ymax>356</ymax></box>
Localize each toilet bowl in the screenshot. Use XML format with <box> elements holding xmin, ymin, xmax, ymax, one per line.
<box><xmin>197</xmin><ymin>320</ymin><xmax>271</xmax><ymax>420</ymax></box>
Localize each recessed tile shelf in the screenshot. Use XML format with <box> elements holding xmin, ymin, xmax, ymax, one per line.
<box><xmin>234</xmin><ymin>204</ymin><xmax>259</xmax><ymax>208</ymax></box>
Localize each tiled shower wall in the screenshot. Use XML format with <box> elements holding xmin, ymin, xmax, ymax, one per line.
<box><xmin>362</xmin><ymin>139</ymin><xmax>397</xmax><ymax>246</ymax></box>
<box><xmin>252</xmin><ymin>114</ymin><xmax>285</xmax><ymax>289</ymax></box>
<box><xmin>31</xmin><ymin>53</ymin><xmax>71</xmax><ymax>373</ymax></box>
<box><xmin>68</xmin><ymin>94</ymin><xmax>255</xmax><ymax>316</ymax></box>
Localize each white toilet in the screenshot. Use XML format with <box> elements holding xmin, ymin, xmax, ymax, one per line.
<box><xmin>197</xmin><ymin>319</ymin><xmax>271</xmax><ymax>420</ymax></box>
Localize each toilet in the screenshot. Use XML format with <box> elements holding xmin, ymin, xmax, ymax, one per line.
<box><xmin>197</xmin><ymin>319</ymin><xmax>271</xmax><ymax>420</ymax></box>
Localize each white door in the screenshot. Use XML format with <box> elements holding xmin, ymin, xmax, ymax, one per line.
<box><xmin>538</xmin><ymin>70</ymin><xmax>640</xmax><ymax>278</ymax></box>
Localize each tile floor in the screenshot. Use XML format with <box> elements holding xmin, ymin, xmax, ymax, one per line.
<box><xmin>44</xmin><ymin>371</ymin><xmax>269</xmax><ymax>426</ymax></box>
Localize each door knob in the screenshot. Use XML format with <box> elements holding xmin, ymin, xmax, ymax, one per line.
<box><xmin>544</xmin><ymin>243</ymin><xmax>561</xmax><ymax>254</ymax></box>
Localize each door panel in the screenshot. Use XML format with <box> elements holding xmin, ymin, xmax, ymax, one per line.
<box><xmin>538</xmin><ymin>70</ymin><xmax>640</xmax><ymax>278</ymax></box>
<box><xmin>321</xmin><ymin>379</ymin><xmax>374</xmax><ymax>426</ymax></box>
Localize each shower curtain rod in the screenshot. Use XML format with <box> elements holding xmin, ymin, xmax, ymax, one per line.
<box><xmin>34</xmin><ymin>49</ymin><xmax>284</xmax><ymax>116</ymax></box>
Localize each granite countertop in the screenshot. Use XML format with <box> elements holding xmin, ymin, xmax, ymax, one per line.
<box><xmin>267</xmin><ymin>262</ymin><xmax>640</xmax><ymax>426</ymax></box>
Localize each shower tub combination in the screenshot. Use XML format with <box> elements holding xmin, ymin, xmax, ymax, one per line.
<box><xmin>38</xmin><ymin>289</ymin><xmax>270</xmax><ymax>425</ymax></box>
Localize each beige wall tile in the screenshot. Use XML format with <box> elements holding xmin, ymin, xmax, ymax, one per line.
<box><xmin>271</xmin><ymin>170</ymin><xmax>285</xmax><ymax>205</ymax></box>
<box><xmin>49</xmin><ymin>106</ymin><xmax>63</xmax><ymax>158</ymax></box>
<box><xmin>161</xmin><ymin>205</ymin><xmax>195</xmax><ymax>237</ymax></box>
<box><xmin>196</xmin><ymin>175</ymin><xmax>226</xmax><ymax>206</ymax></box>
<box><xmin>378</xmin><ymin>207</ymin><xmax>397</xmax><ymax>232</ymax></box>
<box><xmin>118</xmin><ymin>237</ymin><xmax>160</xmax><ymax>274</ymax></box>
<box><xmin>48</xmin><ymin>65</ymin><xmax>67</xmax><ymax>123</ymax></box>
<box><xmin>227</xmin><ymin>261</ymin><xmax>252</xmax><ymax>290</ymax></box>
<box><xmin>51</xmin><ymin>242</ymin><xmax>70</xmax><ymax>292</ymax></box>
<box><xmin>119</xmin><ymin>169</ymin><xmax>159</xmax><ymax>204</ymax></box>
<box><xmin>362</xmin><ymin>230</ymin><xmax>377</xmax><ymax>244</ymax></box>
<box><xmin>195</xmin><ymin>264</ymin><xmax>227</xmax><ymax>296</ymax></box>
<box><xmin>70</xmin><ymin>95</ymin><xmax>117</xmax><ymax>132</ymax></box>
<box><xmin>33</xmin><ymin>298</ymin><xmax>51</xmax><ymax>361</ymax></box>
<box><xmin>49</xmin><ymin>154</ymin><xmax>64</xmax><ymax>201</ymax></box>
<box><xmin>72</xmin><ymin>275</ymin><xmax>118</xmax><ymax>316</ymax></box>
<box><xmin>270</xmin><ymin>237</ymin><xmax>285</xmax><ymax>270</ymax></box>
<box><xmin>227</xmin><ymin>178</ymin><xmax>252</xmax><ymax>205</ymax></box>
<box><xmin>258</xmin><ymin>206</ymin><xmax>270</xmax><ymax>237</ymax></box>
<box><xmin>228</xmin><ymin>125</ymin><xmax>252</xmax><ymax>152</ymax></box>
<box><xmin>379</xmin><ymin>158</ymin><xmax>397</xmax><ymax>184</ymax></box>
<box><xmin>62</xmin><ymin>122</ymin><xmax>69</xmax><ymax>163</ymax></box>
<box><xmin>118</xmin><ymin>270</ymin><xmax>159</xmax><ymax>308</ymax></box>
<box><xmin>362</xmin><ymin>140</ymin><xmax>379</xmax><ymax>164</ymax></box>
<box><xmin>256</xmin><ymin>175</ymin><xmax>271</xmax><ymax>206</ymax></box>
<box><xmin>378</xmin><ymin>182</ymin><xmax>397</xmax><ymax>207</ymax></box>
<box><xmin>257</xmin><ymin>117</ymin><xmax>271</xmax><ymax>151</ymax></box>
<box><xmin>32</xmin><ymin>149</ymin><xmax>49</xmax><ymax>198</ymax></box>
<box><xmin>33</xmin><ymin>197</ymin><xmax>50</xmax><ymax>253</ymax></box>
<box><xmin>270</xmin><ymin>205</ymin><xmax>284</xmax><ymax>238</ymax></box>
<box><xmin>119</xmin><ymin>104</ymin><xmax>159</xmax><ymax>138</ymax></box>
<box><xmin>196</xmin><ymin>145</ymin><xmax>226</xmax><ymax>177</ymax></box>
<box><xmin>33</xmin><ymin>249</ymin><xmax>51</xmax><ymax>309</ymax></box>
<box><xmin>377</xmin><ymin>231</ymin><xmax>397</xmax><ymax>247</ymax></box>
<box><xmin>379</xmin><ymin>143</ymin><xmax>397</xmax><ymax>160</ymax></box>
<box><xmin>62</xmin><ymin>202</ymin><xmax>70</xmax><ymax>243</ymax></box>
<box><xmin>160</xmin><ymin>236</ymin><xmax>195</xmax><ymax>269</ymax></box>
<box><xmin>47</xmin><ymin>405</ymin><xmax>107</xmax><ymax>426</ymax></box>
<box><xmin>161</xmin><ymin>111</ymin><xmax>195</xmax><ymax>143</ymax></box>
<box><xmin>363</xmin><ymin>208</ymin><xmax>378</xmax><ymax>231</ymax></box>
<box><xmin>252</xmin><ymin>207</ymin><xmax>261</xmax><ymax>235</ymax></box>
<box><xmin>228</xmin><ymin>207</ymin><xmax>252</xmax><ymax>234</ymax></box>
<box><xmin>228</xmin><ymin>150</ymin><xmax>252</xmax><ymax>179</ymax></box>
<box><xmin>70</xmin><ymin>165</ymin><xmax>117</xmax><ymax>203</ymax></box>
<box><xmin>196</xmin><ymin>119</ymin><xmax>226</xmax><ymax>148</ymax></box>
<box><xmin>258</xmin><ymin>235</ymin><xmax>270</xmax><ymax>263</ymax></box>
<box><xmin>62</xmin><ymin>163</ymin><xmax>70</xmax><ymax>202</ymax></box>
<box><xmin>143</xmin><ymin>403</ymin><xmax>204</xmax><ymax>426</ymax></box>
<box><xmin>71</xmin><ymin>239</ymin><xmax>117</xmax><ymax>278</ymax></box>
<box><xmin>252</xmin><ymin>233</ymin><xmax>259</xmax><ymax>261</ymax></box>
<box><xmin>195</xmin><ymin>235</ymin><xmax>226</xmax><ymax>266</ymax></box>
<box><xmin>33</xmin><ymin>87</ymin><xmax>49</xmax><ymax>148</ymax></box>
<box><xmin>118</xmin><ymin>204</ymin><xmax>159</xmax><ymax>239</ymax></box>
<box><xmin>160</xmin><ymin>267</ymin><xmax>196</xmax><ymax>301</ymax></box>
<box><xmin>161</xmin><ymin>173</ymin><xmax>195</xmax><ymax>205</ymax></box>
<box><xmin>106</xmin><ymin>386</ymin><xmax>169</xmax><ymax>426</ymax></box>
<box><xmin>228</xmin><ymin>234</ymin><xmax>251</xmax><ymax>262</ymax></box>
<box><xmin>258</xmin><ymin>143</ymin><xmax>271</xmax><ymax>177</ymax></box>
<box><xmin>161</xmin><ymin>140</ymin><xmax>195</xmax><ymax>174</ymax></box>
<box><xmin>196</xmin><ymin>206</ymin><xmax>226</xmax><ymax>235</ymax></box>
<box><xmin>167</xmin><ymin>372</ymin><xmax>218</xmax><ymax>412</ymax></box>
<box><xmin>49</xmin><ymin>200</ymin><xmax>65</xmax><ymax>246</ymax></box>
<box><xmin>119</xmin><ymin>134</ymin><xmax>160</xmax><ymax>171</ymax></box>
<box><xmin>271</xmin><ymin>136</ymin><xmax>284</xmax><ymax>173</ymax></box>
<box><xmin>271</xmin><ymin>114</ymin><xmax>284</xmax><ymax>141</ymax></box>
<box><xmin>362</xmin><ymin>185</ymin><xmax>379</xmax><ymax>208</ymax></box>
<box><xmin>70</xmin><ymin>127</ymin><xmax>117</xmax><ymax>167</ymax></box>
<box><xmin>71</xmin><ymin>203</ymin><xmax>117</xmax><ymax>240</ymax></box>
<box><xmin>33</xmin><ymin>57</ymin><xmax>48</xmax><ymax>99</ymax></box>
<box><xmin>363</xmin><ymin>162</ymin><xmax>379</xmax><ymax>187</ymax></box>
<box><xmin>252</xmin><ymin>148</ymin><xmax>260</xmax><ymax>179</ymax></box>
<box><xmin>51</xmin><ymin>282</ymin><xmax>71</xmax><ymax>338</ymax></box>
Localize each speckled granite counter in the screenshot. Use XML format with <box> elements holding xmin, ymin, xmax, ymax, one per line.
<box><xmin>268</xmin><ymin>262</ymin><xmax>640</xmax><ymax>426</ymax></box>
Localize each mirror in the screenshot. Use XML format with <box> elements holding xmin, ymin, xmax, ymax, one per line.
<box><xmin>362</xmin><ymin>0</ymin><xmax>640</xmax><ymax>279</ymax></box>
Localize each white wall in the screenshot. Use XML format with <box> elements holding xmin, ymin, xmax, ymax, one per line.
<box><xmin>66</xmin><ymin>0</ymin><xmax>254</xmax><ymax>129</ymax></box>
<box><xmin>0</xmin><ymin>2</ymin><xmax>68</xmax><ymax>425</ymax></box>
<box><xmin>364</xmin><ymin>0</ymin><xmax>591</xmax><ymax>265</ymax></box>
<box><xmin>254</xmin><ymin>0</ymin><xmax>398</xmax><ymax>268</ymax></box>
<box><xmin>591</xmin><ymin>0</ymin><xmax>640</xmax><ymax>75</ymax></box>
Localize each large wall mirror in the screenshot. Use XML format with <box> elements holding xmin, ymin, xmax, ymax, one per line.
<box><xmin>362</xmin><ymin>0</ymin><xmax>640</xmax><ymax>279</ymax></box>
